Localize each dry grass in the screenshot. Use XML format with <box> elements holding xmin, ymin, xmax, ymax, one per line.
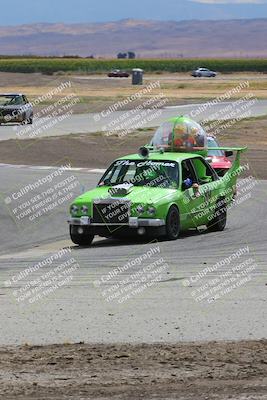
<box><xmin>0</xmin><ymin>72</ymin><xmax>267</xmax><ymax>105</ymax></box>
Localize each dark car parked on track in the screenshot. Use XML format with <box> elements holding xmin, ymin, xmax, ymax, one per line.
<box><xmin>108</xmin><ymin>69</ymin><xmax>130</xmax><ymax>78</ymax></box>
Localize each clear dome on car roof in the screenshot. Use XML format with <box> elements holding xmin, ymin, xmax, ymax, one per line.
<box><xmin>150</xmin><ymin>116</ymin><xmax>207</xmax><ymax>153</ymax></box>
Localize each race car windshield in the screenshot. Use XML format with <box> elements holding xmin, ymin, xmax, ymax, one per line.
<box><xmin>0</xmin><ymin>95</ymin><xmax>24</xmax><ymax>106</ymax></box>
<box><xmin>98</xmin><ymin>160</ymin><xmax>179</xmax><ymax>189</ymax></box>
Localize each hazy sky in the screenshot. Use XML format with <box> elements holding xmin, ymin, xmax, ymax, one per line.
<box><xmin>0</xmin><ymin>0</ymin><xmax>267</xmax><ymax>25</ymax></box>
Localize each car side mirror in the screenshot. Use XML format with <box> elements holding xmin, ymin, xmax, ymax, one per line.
<box><xmin>225</xmin><ymin>150</ymin><xmax>233</xmax><ymax>157</ymax></box>
<box><xmin>182</xmin><ymin>178</ymin><xmax>193</xmax><ymax>190</ymax></box>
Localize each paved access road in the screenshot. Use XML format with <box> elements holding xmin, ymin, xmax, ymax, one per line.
<box><xmin>0</xmin><ymin>166</ymin><xmax>266</xmax><ymax>345</ymax></box>
<box><xmin>0</xmin><ymin>100</ymin><xmax>266</xmax><ymax>141</ymax></box>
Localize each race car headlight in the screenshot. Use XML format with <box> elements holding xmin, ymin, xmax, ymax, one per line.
<box><xmin>147</xmin><ymin>206</ymin><xmax>156</xmax><ymax>215</ymax></box>
<box><xmin>81</xmin><ymin>205</ymin><xmax>88</xmax><ymax>214</ymax></box>
<box><xmin>4</xmin><ymin>114</ymin><xmax>11</xmax><ymax>122</ymax></box>
<box><xmin>136</xmin><ymin>204</ymin><xmax>145</xmax><ymax>214</ymax></box>
<box><xmin>70</xmin><ymin>204</ymin><xmax>79</xmax><ymax>215</ymax></box>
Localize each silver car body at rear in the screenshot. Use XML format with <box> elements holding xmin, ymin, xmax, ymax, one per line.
<box><xmin>0</xmin><ymin>93</ymin><xmax>33</xmax><ymax>124</ymax></box>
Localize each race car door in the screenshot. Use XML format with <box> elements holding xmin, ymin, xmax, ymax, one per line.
<box><xmin>189</xmin><ymin>157</ymin><xmax>218</xmax><ymax>224</ymax></box>
<box><xmin>180</xmin><ymin>158</ymin><xmax>210</xmax><ymax>228</ymax></box>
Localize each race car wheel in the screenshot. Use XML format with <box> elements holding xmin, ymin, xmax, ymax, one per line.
<box><xmin>166</xmin><ymin>206</ymin><xmax>180</xmax><ymax>240</ymax></box>
<box><xmin>208</xmin><ymin>199</ymin><xmax>227</xmax><ymax>232</ymax></box>
<box><xmin>21</xmin><ymin>113</ymin><xmax>27</xmax><ymax>124</ymax></box>
<box><xmin>69</xmin><ymin>226</ymin><xmax>94</xmax><ymax>246</ymax></box>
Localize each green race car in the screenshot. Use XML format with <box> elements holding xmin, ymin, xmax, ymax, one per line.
<box><xmin>68</xmin><ymin>117</ymin><xmax>246</xmax><ymax>246</ymax></box>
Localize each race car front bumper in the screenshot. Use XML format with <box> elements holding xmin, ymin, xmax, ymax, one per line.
<box><xmin>68</xmin><ymin>216</ymin><xmax>165</xmax><ymax>228</ymax></box>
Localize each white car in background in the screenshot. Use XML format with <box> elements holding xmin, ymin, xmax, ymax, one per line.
<box><xmin>191</xmin><ymin>68</ymin><xmax>217</xmax><ymax>78</ymax></box>
<box><xmin>0</xmin><ymin>93</ymin><xmax>33</xmax><ymax>125</ymax></box>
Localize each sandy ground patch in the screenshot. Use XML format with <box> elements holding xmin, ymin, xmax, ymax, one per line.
<box><xmin>0</xmin><ymin>116</ymin><xmax>266</xmax><ymax>178</ymax></box>
<box><xmin>0</xmin><ymin>340</ymin><xmax>266</xmax><ymax>399</ymax></box>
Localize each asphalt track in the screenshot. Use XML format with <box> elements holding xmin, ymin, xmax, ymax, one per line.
<box><xmin>0</xmin><ymin>99</ymin><xmax>266</xmax><ymax>141</ymax></box>
<box><xmin>0</xmin><ymin>166</ymin><xmax>266</xmax><ymax>345</ymax></box>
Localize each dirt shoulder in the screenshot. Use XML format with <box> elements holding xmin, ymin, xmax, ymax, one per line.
<box><xmin>0</xmin><ymin>340</ymin><xmax>266</xmax><ymax>400</ymax></box>
<box><xmin>0</xmin><ymin>116</ymin><xmax>266</xmax><ymax>179</ymax></box>
<box><xmin>0</xmin><ymin>72</ymin><xmax>267</xmax><ymax>115</ymax></box>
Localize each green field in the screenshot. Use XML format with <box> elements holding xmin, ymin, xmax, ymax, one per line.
<box><xmin>0</xmin><ymin>58</ymin><xmax>267</xmax><ymax>74</ymax></box>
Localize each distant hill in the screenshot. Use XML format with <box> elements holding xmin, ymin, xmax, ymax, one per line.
<box><xmin>0</xmin><ymin>19</ymin><xmax>266</xmax><ymax>58</ymax></box>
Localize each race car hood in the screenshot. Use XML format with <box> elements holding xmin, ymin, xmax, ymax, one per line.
<box><xmin>72</xmin><ymin>185</ymin><xmax>177</xmax><ymax>210</ymax></box>
<box><xmin>0</xmin><ymin>105</ymin><xmax>24</xmax><ymax>110</ymax></box>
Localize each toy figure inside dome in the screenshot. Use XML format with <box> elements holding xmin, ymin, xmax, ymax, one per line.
<box><xmin>150</xmin><ymin>116</ymin><xmax>208</xmax><ymax>155</ymax></box>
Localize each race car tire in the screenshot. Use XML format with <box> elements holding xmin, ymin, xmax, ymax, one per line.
<box><xmin>208</xmin><ymin>198</ymin><xmax>227</xmax><ymax>231</ymax></box>
<box><xmin>69</xmin><ymin>226</ymin><xmax>94</xmax><ymax>246</ymax></box>
<box><xmin>21</xmin><ymin>112</ymin><xmax>27</xmax><ymax>124</ymax></box>
<box><xmin>166</xmin><ymin>205</ymin><xmax>180</xmax><ymax>240</ymax></box>
<box><xmin>27</xmin><ymin>117</ymin><xmax>33</xmax><ymax>124</ymax></box>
